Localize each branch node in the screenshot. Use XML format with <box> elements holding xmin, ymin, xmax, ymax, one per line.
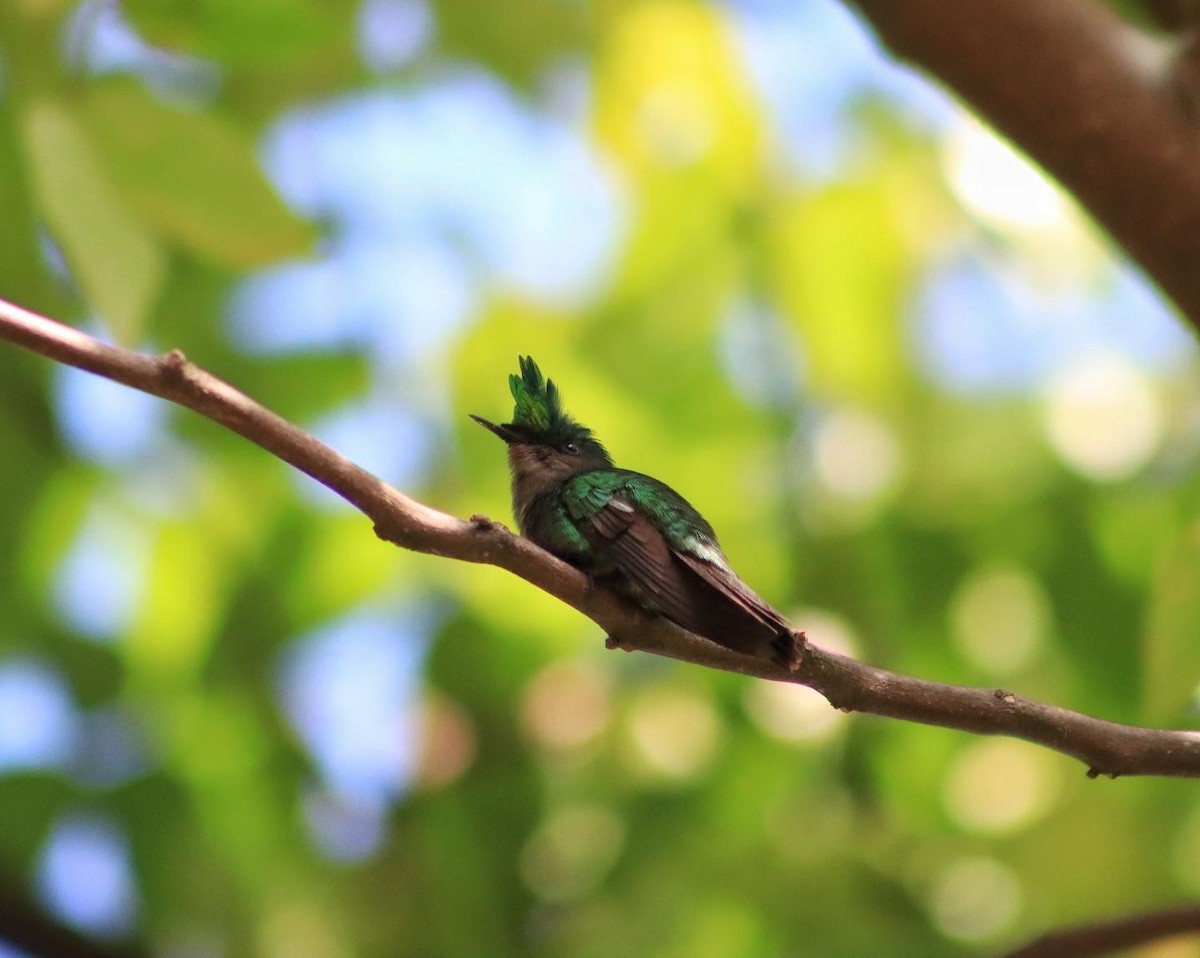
<box><xmin>994</xmin><ymin>689</ymin><xmax>1017</xmax><ymax>704</ymax></box>
<box><xmin>605</xmin><ymin>631</ymin><xmax>635</xmax><ymax>652</ymax></box>
<box><xmin>372</xmin><ymin>521</ymin><xmax>400</xmax><ymax>544</ymax></box>
<box><xmin>822</xmin><ymin>690</ymin><xmax>856</xmax><ymax>714</ymax></box>
<box><xmin>162</xmin><ymin>348</ymin><xmax>188</xmax><ymax>377</ymax></box>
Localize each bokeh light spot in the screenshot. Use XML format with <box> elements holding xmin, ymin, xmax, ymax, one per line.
<box><xmin>259</xmin><ymin>900</ymin><xmax>347</xmax><ymax>958</ymax></box>
<box><xmin>55</xmin><ymin>360</ymin><xmax>167</xmax><ymax>465</ymax></box>
<box><xmin>744</xmin><ymin>681</ymin><xmax>842</xmax><ymax>744</ymax></box>
<box><xmin>278</xmin><ymin>610</ymin><xmax>428</xmax><ymax>806</ymax></box>
<box><xmin>357</xmin><ymin>0</ymin><xmax>431</xmax><ymax>72</ymax></box>
<box><xmin>302</xmin><ymin>788</ymin><xmax>388</xmax><ymax>863</ymax></box>
<box><xmin>520</xmin><ymin>804</ymin><xmax>625</xmax><ymax>902</ymax></box>
<box><xmin>55</xmin><ymin>502</ymin><xmax>147</xmax><ymax>641</ymax></box>
<box><xmin>944</xmin><ymin>115</ymin><xmax>1072</xmax><ymax>233</ymax></box>
<box><xmin>416</xmin><ymin>692</ymin><xmax>476</xmax><ymax>788</ymax></box>
<box><xmin>37</xmin><ymin>815</ymin><xmax>138</xmax><ymax>936</ymax></box>
<box><xmin>950</xmin><ymin>565</ymin><xmax>1049</xmax><ymax>676</ymax></box>
<box><xmin>521</xmin><ymin>660</ymin><xmax>612</xmax><ymax>752</ymax></box>
<box><xmin>625</xmin><ymin>686</ymin><xmax>722</xmax><ymax>783</ymax></box>
<box><xmin>1043</xmin><ymin>353</ymin><xmax>1163</xmax><ymax>480</ymax></box>
<box><xmin>813</xmin><ymin>409</ymin><xmax>902</xmax><ymax>501</ymax></box>
<box><xmin>930</xmin><ymin>856</ymin><xmax>1022</xmax><ymax>942</ymax></box>
<box><xmin>637</xmin><ymin>82</ymin><xmax>715</xmax><ymax>165</ymax></box>
<box><xmin>943</xmin><ymin>739</ymin><xmax>1059</xmax><ymax>834</ymax></box>
<box><xmin>0</xmin><ymin>659</ymin><xmax>79</xmax><ymax>772</ymax></box>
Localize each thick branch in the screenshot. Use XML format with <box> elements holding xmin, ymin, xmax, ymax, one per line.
<box><xmin>2</xmin><ymin>298</ymin><xmax>1200</xmax><ymax>778</ymax></box>
<box><xmin>1003</xmin><ymin>901</ymin><xmax>1200</xmax><ymax>958</ymax></box>
<box><xmin>851</xmin><ymin>0</ymin><xmax>1200</xmax><ymax>327</ymax></box>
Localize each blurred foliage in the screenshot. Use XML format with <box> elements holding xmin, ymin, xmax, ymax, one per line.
<box><xmin>1</xmin><ymin>1</ymin><xmax>1200</xmax><ymax>958</ymax></box>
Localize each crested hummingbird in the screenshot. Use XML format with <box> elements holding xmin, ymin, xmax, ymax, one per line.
<box><xmin>471</xmin><ymin>356</ymin><xmax>803</xmax><ymax>670</ymax></box>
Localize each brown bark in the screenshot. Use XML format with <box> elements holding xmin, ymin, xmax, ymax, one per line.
<box><xmin>1003</xmin><ymin>901</ymin><xmax>1200</xmax><ymax>957</ymax></box>
<box><xmin>852</xmin><ymin>0</ymin><xmax>1200</xmax><ymax>326</ymax></box>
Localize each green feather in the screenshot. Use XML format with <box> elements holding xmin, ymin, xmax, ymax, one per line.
<box><xmin>508</xmin><ymin>356</ymin><xmax>558</xmax><ymax>432</ymax></box>
<box><xmin>561</xmin><ymin>468</ymin><xmax>726</xmax><ymax>566</ymax></box>
<box><xmin>503</xmin><ymin>356</ymin><xmax>608</xmax><ymax>459</ymax></box>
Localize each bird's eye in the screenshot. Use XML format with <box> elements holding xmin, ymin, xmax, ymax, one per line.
<box><xmin>563</xmin><ymin>442</ymin><xmax>580</xmax><ymax>455</ymax></box>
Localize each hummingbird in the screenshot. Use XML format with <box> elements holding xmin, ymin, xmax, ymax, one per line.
<box><xmin>471</xmin><ymin>356</ymin><xmax>802</xmax><ymax>670</ymax></box>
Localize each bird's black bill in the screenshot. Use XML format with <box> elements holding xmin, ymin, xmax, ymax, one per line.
<box><xmin>470</xmin><ymin>414</ymin><xmax>524</xmax><ymax>444</ymax></box>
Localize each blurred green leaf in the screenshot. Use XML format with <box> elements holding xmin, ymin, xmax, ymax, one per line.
<box><xmin>434</xmin><ymin>0</ymin><xmax>589</xmax><ymax>88</ymax></box>
<box><xmin>125</xmin><ymin>521</ymin><xmax>227</xmax><ymax>685</ymax></box>
<box><xmin>1143</xmin><ymin>522</ymin><xmax>1200</xmax><ymax>724</ymax></box>
<box><xmin>81</xmin><ymin>82</ymin><xmax>316</xmax><ymax>268</ymax></box>
<box><xmin>768</xmin><ymin>182</ymin><xmax>910</xmax><ymax>405</ymax></box>
<box><xmin>20</xmin><ymin>98</ymin><xmax>165</xmax><ymax>343</ymax></box>
<box><xmin>123</xmin><ymin>0</ymin><xmax>335</xmax><ymax>63</ymax></box>
<box><xmin>0</xmin><ymin>103</ymin><xmax>56</xmax><ymax>309</ymax></box>
<box><xmin>0</xmin><ymin>775</ymin><xmax>74</xmax><ymax>871</ymax></box>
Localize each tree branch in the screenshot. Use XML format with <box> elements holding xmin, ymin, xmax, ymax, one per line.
<box><xmin>850</xmin><ymin>0</ymin><xmax>1200</xmax><ymax>327</ymax></box>
<box><xmin>1002</xmin><ymin>901</ymin><xmax>1200</xmax><ymax>957</ymax></box>
<box><xmin>2</xmin><ymin>297</ymin><xmax>1200</xmax><ymax>777</ymax></box>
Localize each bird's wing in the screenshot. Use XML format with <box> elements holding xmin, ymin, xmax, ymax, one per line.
<box><xmin>672</xmin><ymin>549</ymin><xmax>792</xmax><ymax>635</ymax></box>
<box><xmin>564</xmin><ymin>472</ymin><xmax>794</xmax><ymax>661</ymax></box>
<box><xmin>584</xmin><ymin>495</ymin><xmax>703</xmax><ymax>629</ymax></box>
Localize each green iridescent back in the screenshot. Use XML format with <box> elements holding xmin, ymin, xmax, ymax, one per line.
<box><xmin>560</xmin><ymin>469</ymin><xmax>725</xmax><ymax>564</ymax></box>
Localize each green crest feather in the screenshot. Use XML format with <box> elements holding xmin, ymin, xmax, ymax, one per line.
<box><xmin>508</xmin><ymin>356</ymin><xmax>561</xmax><ymax>433</ymax></box>
<box><xmin>504</xmin><ymin>356</ymin><xmax>608</xmax><ymax>458</ymax></box>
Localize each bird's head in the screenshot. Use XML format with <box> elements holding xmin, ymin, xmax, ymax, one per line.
<box><xmin>472</xmin><ymin>356</ymin><xmax>613</xmax><ymax>485</ymax></box>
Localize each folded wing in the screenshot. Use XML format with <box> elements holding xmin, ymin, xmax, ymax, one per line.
<box><xmin>578</xmin><ymin>487</ymin><xmax>796</xmax><ymax>665</ymax></box>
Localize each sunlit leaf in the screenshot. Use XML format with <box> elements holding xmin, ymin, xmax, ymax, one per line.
<box><xmin>125</xmin><ymin>521</ymin><xmax>226</xmax><ymax>684</ymax></box>
<box><xmin>81</xmin><ymin>82</ymin><xmax>316</xmax><ymax>268</ymax></box>
<box><xmin>20</xmin><ymin>98</ymin><xmax>166</xmax><ymax>343</ymax></box>
<box><xmin>0</xmin><ymin>102</ymin><xmax>55</xmax><ymax>307</ymax></box>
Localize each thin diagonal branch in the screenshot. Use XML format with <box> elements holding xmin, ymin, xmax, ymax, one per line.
<box><xmin>2</xmin><ymin>297</ymin><xmax>1200</xmax><ymax>777</ymax></box>
<box><xmin>1002</xmin><ymin>901</ymin><xmax>1200</xmax><ymax>958</ymax></box>
<box><xmin>850</xmin><ymin>0</ymin><xmax>1200</xmax><ymax>326</ymax></box>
